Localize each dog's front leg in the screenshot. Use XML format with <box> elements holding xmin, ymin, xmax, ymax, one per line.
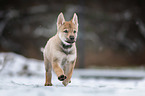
<box><xmin>52</xmin><ymin>59</ymin><xmax>67</xmax><ymax>81</ymax></box>
<box><xmin>62</xmin><ymin>60</ymin><xmax>76</xmax><ymax>86</ymax></box>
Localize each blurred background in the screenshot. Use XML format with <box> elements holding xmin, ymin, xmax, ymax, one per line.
<box><xmin>0</xmin><ymin>0</ymin><xmax>145</xmax><ymax>68</ymax></box>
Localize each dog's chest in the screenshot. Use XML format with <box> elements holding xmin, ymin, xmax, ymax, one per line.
<box><xmin>59</xmin><ymin>43</ymin><xmax>76</xmax><ymax>65</ymax></box>
<box><xmin>61</xmin><ymin>48</ymin><xmax>76</xmax><ymax>60</ymax></box>
<box><xmin>61</xmin><ymin>54</ymin><xmax>76</xmax><ymax>66</ymax></box>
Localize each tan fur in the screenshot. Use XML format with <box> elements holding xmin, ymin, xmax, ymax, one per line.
<box><xmin>43</xmin><ymin>12</ymin><xmax>78</xmax><ymax>86</ymax></box>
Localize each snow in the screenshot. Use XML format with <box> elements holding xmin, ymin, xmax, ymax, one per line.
<box><xmin>0</xmin><ymin>52</ymin><xmax>145</xmax><ymax>96</ymax></box>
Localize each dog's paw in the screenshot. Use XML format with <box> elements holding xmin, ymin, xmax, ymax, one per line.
<box><xmin>44</xmin><ymin>83</ymin><xmax>53</xmax><ymax>86</ymax></box>
<box><xmin>62</xmin><ymin>81</ymin><xmax>69</xmax><ymax>86</ymax></box>
<box><xmin>62</xmin><ymin>80</ymin><xmax>71</xmax><ymax>86</ymax></box>
<box><xmin>58</xmin><ymin>75</ymin><xmax>67</xmax><ymax>81</ymax></box>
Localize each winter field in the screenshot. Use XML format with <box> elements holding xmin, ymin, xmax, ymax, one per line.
<box><xmin>0</xmin><ymin>52</ymin><xmax>145</xmax><ymax>96</ymax></box>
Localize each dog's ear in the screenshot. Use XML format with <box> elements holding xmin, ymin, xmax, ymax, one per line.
<box><xmin>57</xmin><ymin>12</ymin><xmax>65</xmax><ymax>29</ymax></box>
<box><xmin>72</xmin><ymin>13</ymin><xmax>78</xmax><ymax>26</ymax></box>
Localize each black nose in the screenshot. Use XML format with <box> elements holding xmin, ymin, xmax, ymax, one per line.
<box><xmin>69</xmin><ymin>36</ymin><xmax>74</xmax><ymax>40</ymax></box>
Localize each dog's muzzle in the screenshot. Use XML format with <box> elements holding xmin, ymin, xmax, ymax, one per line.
<box><xmin>66</xmin><ymin>36</ymin><xmax>75</xmax><ymax>44</ymax></box>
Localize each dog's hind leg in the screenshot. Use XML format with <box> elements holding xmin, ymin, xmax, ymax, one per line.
<box><xmin>44</xmin><ymin>57</ymin><xmax>52</xmax><ymax>86</ymax></box>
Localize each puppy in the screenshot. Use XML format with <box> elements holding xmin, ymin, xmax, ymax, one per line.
<box><xmin>43</xmin><ymin>12</ymin><xmax>78</xmax><ymax>86</ymax></box>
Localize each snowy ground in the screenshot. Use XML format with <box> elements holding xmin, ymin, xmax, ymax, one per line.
<box><xmin>0</xmin><ymin>52</ymin><xmax>145</xmax><ymax>96</ymax></box>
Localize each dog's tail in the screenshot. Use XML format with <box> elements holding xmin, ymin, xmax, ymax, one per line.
<box><xmin>40</xmin><ymin>47</ymin><xmax>44</xmax><ymax>53</ymax></box>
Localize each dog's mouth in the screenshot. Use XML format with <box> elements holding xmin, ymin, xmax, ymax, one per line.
<box><xmin>66</xmin><ymin>40</ymin><xmax>75</xmax><ymax>44</ymax></box>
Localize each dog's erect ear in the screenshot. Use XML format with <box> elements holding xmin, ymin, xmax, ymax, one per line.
<box><xmin>72</xmin><ymin>13</ymin><xmax>78</xmax><ymax>26</ymax></box>
<box><xmin>57</xmin><ymin>12</ymin><xmax>65</xmax><ymax>29</ymax></box>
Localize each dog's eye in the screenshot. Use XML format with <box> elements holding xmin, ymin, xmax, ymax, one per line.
<box><xmin>64</xmin><ymin>30</ymin><xmax>68</xmax><ymax>33</ymax></box>
<box><xmin>74</xmin><ymin>30</ymin><xmax>76</xmax><ymax>33</ymax></box>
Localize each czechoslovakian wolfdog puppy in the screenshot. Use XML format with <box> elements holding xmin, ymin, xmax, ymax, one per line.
<box><xmin>43</xmin><ymin>12</ymin><xmax>78</xmax><ymax>86</ymax></box>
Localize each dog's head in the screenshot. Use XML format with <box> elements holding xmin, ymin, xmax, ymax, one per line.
<box><xmin>57</xmin><ymin>12</ymin><xmax>78</xmax><ymax>45</ymax></box>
